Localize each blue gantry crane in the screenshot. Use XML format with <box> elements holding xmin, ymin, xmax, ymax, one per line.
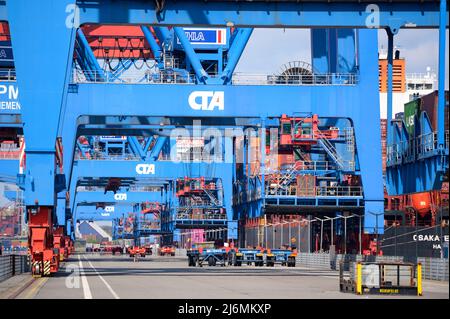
<box><xmin>0</xmin><ymin>0</ymin><xmax>447</xmax><ymax>276</ymax></box>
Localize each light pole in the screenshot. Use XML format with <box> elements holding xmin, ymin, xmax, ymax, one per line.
<box><xmin>272</xmin><ymin>223</ymin><xmax>275</xmax><ymax>249</ymax></box>
<box><xmin>352</xmin><ymin>214</ymin><xmax>363</xmax><ymax>255</ymax></box>
<box><xmin>324</xmin><ymin>216</ymin><xmax>339</xmax><ymax>249</ymax></box>
<box><xmin>308</xmin><ymin>217</ymin><xmax>319</xmax><ymax>253</ymax></box>
<box><xmin>367</xmin><ymin>211</ymin><xmax>384</xmax><ymax>255</ymax></box>
<box><xmin>337</xmin><ymin>214</ymin><xmax>358</xmax><ymax>255</ymax></box>
<box><xmin>315</xmin><ymin>217</ymin><xmax>326</xmax><ymax>252</ymax></box>
<box><xmin>281</xmin><ymin>220</ymin><xmax>290</xmax><ymax>248</ymax></box>
<box><xmin>307</xmin><ymin>216</ymin><xmax>312</xmax><ymax>253</ymax></box>
<box><xmin>280</xmin><ymin>222</ymin><xmax>283</xmax><ymax>248</ymax></box>
<box><xmin>288</xmin><ymin>220</ymin><xmax>292</xmax><ymax>247</ymax></box>
<box><xmin>265</xmin><ymin>223</ymin><xmax>268</xmax><ymax>248</ymax></box>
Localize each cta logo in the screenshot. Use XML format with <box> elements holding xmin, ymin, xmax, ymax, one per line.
<box><xmin>188</xmin><ymin>91</ymin><xmax>224</xmax><ymax>111</ymax></box>
<box><xmin>101</xmin><ymin>213</ymin><xmax>110</xmax><ymax>217</ymax></box>
<box><xmin>114</xmin><ymin>193</ymin><xmax>127</xmax><ymax>201</ymax></box>
<box><xmin>104</xmin><ymin>206</ymin><xmax>115</xmax><ymax>213</ymax></box>
<box><xmin>136</xmin><ymin>164</ymin><xmax>155</xmax><ymax>175</ymax></box>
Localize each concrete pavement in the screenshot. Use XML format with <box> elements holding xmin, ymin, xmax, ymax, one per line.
<box><xmin>9</xmin><ymin>253</ymin><xmax>449</xmax><ymax>299</ymax></box>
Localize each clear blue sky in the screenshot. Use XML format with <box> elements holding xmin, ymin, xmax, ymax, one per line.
<box><xmin>236</xmin><ymin>29</ymin><xmax>449</xmax><ymax>89</ymax></box>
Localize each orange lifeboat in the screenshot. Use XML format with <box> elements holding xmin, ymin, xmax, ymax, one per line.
<box><xmin>411</xmin><ymin>192</ymin><xmax>431</xmax><ymax>217</ymax></box>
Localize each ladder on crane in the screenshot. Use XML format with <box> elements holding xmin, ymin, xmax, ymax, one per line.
<box><xmin>203</xmin><ymin>188</ymin><xmax>221</xmax><ymax>206</ymax></box>
<box><xmin>276</xmin><ymin>161</ymin><xmax>302</xmax><ymax>190</ymax></box>
<box><xmin>316</xmin><ymin>130</ymin><xmax>346</xmax><ymax>170</ymax></box>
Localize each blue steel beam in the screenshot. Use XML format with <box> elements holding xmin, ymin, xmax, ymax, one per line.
<box><xmin>75</xmin><ymin>191</ymin><xmax>164</xmax><ymax>205</ymax></box>
<box><xmin>153</xmin><ymin>27</ymin><xmax>172</xmax><ymax>48</ymax></box>
<box><xmin>76</xmin><ymin>28</ymin><xmax>106</xmax><ymax>82</ymax></box>
<box><xmin>62</xmin><ymin>31</ymin><xmax>383</xmax><ymax>233</ymax></box>
<box><xmin>75</xmin><ymin>204</ymin><xmax>135</xmax><ymax>221</ymax></box>
<box><xmin>71</xmin><ymin>160</ymin><xmax>235</xmax><ymax>236</ymax></box>
<box><xmin>173</xmin><ymin>27</ymin><xmax>209</xmax><ymax>83</ymax></box>
<box><xmin>127</xmin><ymin>136</ymin><xmax>145</xmax><ymax>159</ymax></box>
<box><xmin>147</xmin><ymin>136</ymin><xmax>167</xmax><ymax>161</ymax></box>
<box><xmin>437</xmin><ymin>0</ymin><xmax>447</xmax><ymax>147</ymax></box>
<box><xmin>144</xmin><ymin>136</ymin><xmax>155</xmax><ymax>158</ymax></box>
<box><xmin>76</xmin><ymin>1</ymin><xmax>448</xmax><ymax>29</ymax></box>
<box><xmin>109</xmin><ymin>59</ymin><xmax>133</xmax><ymax>82</ymax></box>
<box><xmin>141</xmin><ymin>26</ymin><xmax>162</xmax><ymax>61</ymax></box>
<box><xmin>386</xmin><ymin>29</ymin><xmax>394</xmax><ymax>145</ymax></box>
<box><xmin>221</xmin><ymin>28</ymin><xmax>253</xmax><ymax>84</ymax></box>
<box><xmin>7</xmin><ymin>0</ymin><xmax>76</xmax><ymax>210</ymax></box>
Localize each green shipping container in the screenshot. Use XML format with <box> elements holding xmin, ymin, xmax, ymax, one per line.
<box><xmin>404</xmin><ymin>99</ymin><xmax>420</xmax><ymax>136</ymax></box>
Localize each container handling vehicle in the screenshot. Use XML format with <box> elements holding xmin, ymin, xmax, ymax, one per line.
<box><xmin>187</xmin><ymin>247</ymin><xmax>296</xmax><ymax>267</ymax></box>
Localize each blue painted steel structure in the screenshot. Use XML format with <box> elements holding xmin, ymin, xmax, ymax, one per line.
<box><xmin>0</xmin><ymin>1</ymin><xmax>448</xmax><ymax>261</ymax></box>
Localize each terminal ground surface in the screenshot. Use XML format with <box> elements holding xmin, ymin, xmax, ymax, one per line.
<box><xmin>3</xmin><ymin>253</ymin><xmax>447</xmax><ymax>299</ymax></box>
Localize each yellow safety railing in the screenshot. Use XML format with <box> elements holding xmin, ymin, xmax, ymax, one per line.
<box><xmin>417</xmin><ymin>263</ymin><xmax>422</xmax><ymax>296</ymax></box>
<box><xmin>356</xmin><ymin>262</ymin><xmax>362</xmax><ymax>295</ymax></box>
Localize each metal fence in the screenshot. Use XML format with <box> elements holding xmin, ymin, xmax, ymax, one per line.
<box><xmin>0</xmin><ymin>254</ymin><xmax>30</xmax><ymax>283</ymax></box>
<box><xmin>418</xmin><ymin>257</ymin><xmax>449</xmax><ymax>281</ymax></box>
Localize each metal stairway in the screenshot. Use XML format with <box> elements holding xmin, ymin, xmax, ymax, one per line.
<box><xmin>203</xmin><ymin>188</ymin><xmax>221</xmax><ymax>206</ymax></box>
<box><xmin>276</xmin><ymin>161</ymin><xmax>302</xmax><ymax>190</ymax></box>
<box><xmin>316</xmin><ymin>130</ymin><xmax>346</xmax><ymax>170</ymax></box>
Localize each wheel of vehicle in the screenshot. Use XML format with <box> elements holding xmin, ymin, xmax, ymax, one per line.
<box><xmin>208</xmin><ymin>256</ymin><xmax>214</xmax><ymax>266</ymax></box>
<box><xmin>188</xmin><ymin>256</ymin><xmax>194</xmax><ymax>266</ymax></box>
<box><xmin>141</xmin><ymin>254</ymin><xmax>145</xmax><ymax>258</ymax></box>
<box><xmin>171</xmin><ymin>253</ymin><xmax>175</xmax><ymax>256</ymax></box>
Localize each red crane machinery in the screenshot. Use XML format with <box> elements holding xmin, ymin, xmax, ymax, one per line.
<box><xmin>28</xmin><ymin>207</ymin><xmax>58</xmax><ymax>277</ymax></box>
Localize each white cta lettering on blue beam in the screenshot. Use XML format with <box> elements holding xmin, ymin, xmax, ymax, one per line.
<box><xmin>136</xmin><ymin>164</ymin><xmax>156</xmax><ymax>175</ymax></box>
<box><xmin>189</xmin><ymin>91</ymin><xmax>224</xmax><ymax>111</ymax></box>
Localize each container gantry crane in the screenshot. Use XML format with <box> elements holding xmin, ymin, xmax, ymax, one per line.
<box><xmin>0</xmin><ymin>0</ymin><xmax>447</xmax><ymax>276</ymax></box>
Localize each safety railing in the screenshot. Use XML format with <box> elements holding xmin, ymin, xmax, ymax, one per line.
<box><xmin>74</xmin><ymin>152</ymin><xmax>142</xmax><ymax>161</ymax></box>
<box><xmin>265</xmin><ymin>185</ymin><xmax>363</xmax><ymax>197</ymax></box>
<box><xmin>386</xmin><ymin>144</ymin><xmax>403</xmax><ymax>166</ymax></box>
<box><xmin>0</xmin><ymin>69</ymin><xmax>16</xmax><ymax>82</ymax></box>
<box><xmin>296</xmin><ymin>160</ymin><xmax>355</xmax><ymax>172</ymax></box>
<box><xmin>417</xmin><ymin>132</ymin><xmax>439</xmax><ymax>156</ymax></box>
<box><xmin>0</xmin><ymin>254</ymin><xmax>30</xmax><ymax>283</ymax></box>
<box><xmin>387</xmin><ymin>130</ymin><xmax>449</xmax><ymax>167</ymax></box>
<box><xmin>136</xmin><ymin>221</ymin><xmax>161</xmax><ymax>230</ymax></box>
<box><xmin>72</xmin><ymin>69</ymin><xmax>197</xmax><ymax>84</ymax></box>
<box><xmin>232</xmin><ymin>73</ymin><xmax>359</xmax><ymax>86</ymax></box>
<box><xmin>316</xmin><ymin>186</ymin><xmax>363</xmax><ymax>197</ymax></box>
<box><xmin>71</xmin><ymin>68</ymin><xmax>358</xmax><ymax>86</ymax></box>
<box><xmin>267</xmin><ymin>160</ymin><xmax>355</xmax><ymax>177</ymax></box>
<box><xmin>175</xmin><ymin>212</ymin><xmax>227</xmax><ymax>220</ymax></box>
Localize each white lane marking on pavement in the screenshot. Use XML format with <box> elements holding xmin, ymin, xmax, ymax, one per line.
<box><xmin>78</xmin><ymin>255</ymin><xmax>93</xmax><ymax>299</ymax></box>
<box><xmin>84</xmin><ymin>255</ymin><xmax>120</xmax><ymax>299</ymax></box>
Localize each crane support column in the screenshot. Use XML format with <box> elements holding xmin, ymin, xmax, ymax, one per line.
<box><xmin>7</xmin><ymin>0</ymin><xmax>76</xmax><ymax>276</ymax></box>
<box><xmin>437</xmin><ymin>0</ymin><xmax>447</xmax><ymax>147</ymax></box>
<box><xmin>221</xmin><ymin>28</ymin><xmax>253</xmax><ymax>84</ymax></box>
<box><xmin>386</xmin><ymin>28</ymin><xmax>394</xmax><ymax>145</ymax></box>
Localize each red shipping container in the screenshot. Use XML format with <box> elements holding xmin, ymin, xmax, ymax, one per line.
<box><xmin>420</xmin><ymin>90</ymin><xmax>449</xmax><ymax>132</ymax></box>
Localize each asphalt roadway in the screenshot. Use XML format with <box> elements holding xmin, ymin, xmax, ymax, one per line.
<box><xmin>12</xmin><ymin>253</ymin><xmax>449</xmax><ymax>299</ymax></box>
